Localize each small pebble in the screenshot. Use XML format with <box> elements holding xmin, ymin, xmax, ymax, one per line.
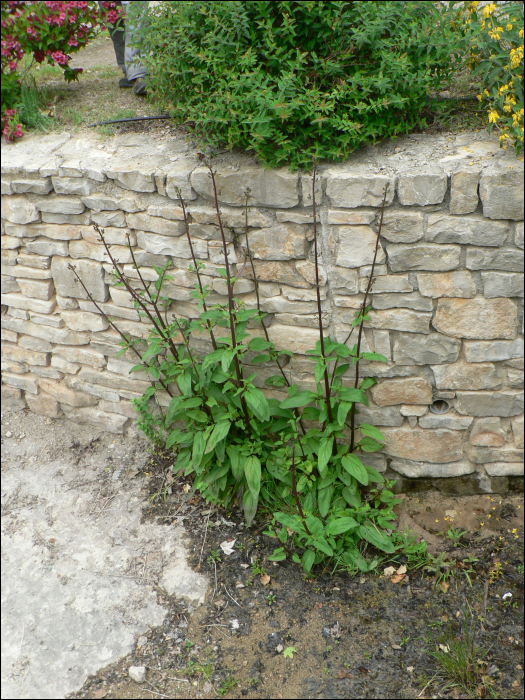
<box><xmin>129</xmin><ymin>665</ymin><xmax>146</xmax><ymax>683</ymax></box>
<box><xmin>5</xmin><ymin>431</ymin><xmax>12</xmax><ymax>438</ymax></box>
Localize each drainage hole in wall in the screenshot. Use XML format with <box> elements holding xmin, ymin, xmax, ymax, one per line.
<box><xmin>429</xmin><ymin>399</ymin><xmax>450</xmax><ymax>414</ymax></box>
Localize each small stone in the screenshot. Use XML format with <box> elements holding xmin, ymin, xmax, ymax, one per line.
<box><xmin>327</xmin><ymin>209</ymin><xmax>375</xmax><ymax>225</ymax></box>
<box><xmin>479</xmin><ymin>164</ymin><xmax>524</xmax><ymax>220</ymax></box>
<box><xmin>393</xmin><ymin>333</ymin><xmax>460</xmax><ymax>366</ymax></box>
<box><xmin>481</xmin><ymin>272</ymin><xmax>524</xmax><ymax>298</ymax></box>
<box><xmin>51</xmin><ymin>256</ymin><xmax>108</xmax><ymax>303</ymax></box>
<box><xmin>2</xmin><ymin>372</ymin><xmax>39</xmax><ymax>394</ymax></box>
<box><xmin>418</xmin><ymin>414</ymin><xmax>473</xmax><ymax>430</ymax></box>
<box><xmin>382</xmin><ymin>428</ymin><xmax>463</xmax><ymax>463</ymax></box>
<box><xmin>449</xmin><ymin>169</ymin><xmax>480</xmax><ymax>215</ymax></box>
<box><xmin>335</xmin><ymin>226</ymin><xmax>386</xmax><ymax>268</ymax></box>
<box><xmin>51</xmin><ymin>176</ymin><xmax>97</xmax><ymax>196</ymax></box>
<box><xmin>455</xmin><ymin>391</ymin><xmax>523</xmax><ymax>417</ymax></box>
<box><xmin>325</xmin><ymin>172</ymin><xmax>395</xmax><ymax>208</ymax></box>
<box><xmin>417</xmin><ymin>270</ymin><xmax>476</xmax><ymax>298</ymax></box>
<box><xmin>1</xmin><ymin>292</ymin><xmax>55</xmax><ymax>315</ymax></box>
<box><xmin>470</xmin><ymin>418</ymin><xmax>506</xmax><ymax>447</ymax></box>
<box><xmin>129</xmin><ymin>666</ymin><xmax>146</xmax><ymax>683</ymax></box>
<box><xmin>515</xmin><ymin>222</ymin><xmax>524</xmax><ymax>250</ymax></box>
<box><xmin>397</xmin><ymin>168</ymin><xmax>447</xmax><ymax>206</ymax></box>
<box><xmin>34</xmin><ymin>195</ymin><xmax>85</xmax><ymax>214</ymax></box>
<box><xmin>356</xmin><ymin>308</ymin><xmax>431</xmax><ymax>334</ymax></box>
<box><xmin>425</xmin><ymin>214</ymin><xmax>508</xmax><ymax>246</ymax></box>
<box><xmin>371</xmin><ymin>377</ymin><xmax>432</xmax><ymax>406</ymax></box>
<box><xmin>389</xmin><ymin>459</ymin><xmax>474</xmax><ymax>478</ymax></box>
<box><xmin>432</xmin><ymin>297</ymin><xmax>518</xmax><ymax>340</ymax></box>
<box><xmin>431</xmin><ymin>361</ymin><xmax>501</xmax><ymax>391</ymax></box>
<box><xmin>26</xmin><ymin>392</ymin><xmax>62</xmax><ymax>418</ymax></box>
<box><xmin>1</xmin><ymin>196</ymin><xmax>40</xmax><ymax>224</ymax></box>
<box><xmin>466</xmin><ymin>247</ymin><xmax>523</xmax><ymax>273</ymax></box>
<box><xmin>126</xmin><ymin>212</ymin><xmax>184</xmax><ymax>236</ymax></box>
<box><xmin>136</xmin><ymin>231</ymin><xmax>207</xmax><ymax>259</ymax></box>
<box><xmin>511</xmin><ymin>414</ymin><xmax>524</xmax><ymax>448</ymax></box>
<box><xmin>267</xmin><ymin>324</ymin><xmax>319</xmax><ymax>354</ymax></box>
<box><xmin>386</xmin><ymin>244</ymin><xmax>460</xmax><ymax>272</ymax></box>
<box><xmin>248</xmin><ymin>223</ymin><xmax>308</xmax><ymax>260</ymax></box>
<box><xmin>371</xmin><ymin>292</ymin><xmax>433</xmax><ymax>312</ymax></box>
<box><xmin>464</xmin><ymin>339</ymin><xmax>523</xmax><ymax>363</ymax></box>
<box><xmin>16</xmin><ymin>278</ymin><xmax>54</xmax><ymax>301</ymax></box>
<box><xmin>380</xmin><ymin>211</ymin><xmax>424</xmax><ymax>243</ymax></box>
<box><xmin>485</xmin><ymin>462</ymin><xmax>523</xmax><ymax>476</ymax></box>
<box><xmin>360</xmin><ymin>274</ymin><xmax>412</xmax><ymax>294</ymax></box>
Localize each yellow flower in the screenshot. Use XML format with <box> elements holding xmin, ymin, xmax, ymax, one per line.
<box><xmin>478</xmin><ymin>94</ymin><xmax>483</xmax><ymax>102</ymax></box>
<box><xmin>483</xmin><ymin>4</ymin><xmax>494</xmax><ymax>18</ymax></box>
<box><xmin>504</xmin><ymin>104</ymin><xmax>512</xmax><ymax>112</ymax></box>
<box><xmin>520</xmin><ymin>29</ymin><xmax>524</xmax><ymax>39</ymax></box>
<box><xmin>488</xmin><ymin>109</ymin><xmax>499</xmax><ymax>123</ymax></box>
<box><xmin>506</xmin><ymin>24</ymin><xmax>513</xmax><ymax>31</ymax></box>
<box><xmin>484</xmin><ymin>88</ymin><xmax>490</xmax><ymax>96</ymax></box>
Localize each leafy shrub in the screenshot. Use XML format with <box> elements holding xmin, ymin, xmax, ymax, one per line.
<box><xmin>72</xmin><ymin>157</ymin><xmax>400</xmax><ymax>575</ymax></box>
<box><xmin>1</xmin><ymin>0</ymin><xmax>123</xmax><ymax>141</ymax></box>
<box><xmin>138</xmin><ymin>0</ymin><xmax>466</xmax><ymax>169</ymax></box>
<box><xmin>465</xmin><ymin>1</ymin><xmax>524</xmax><ymax>155</ymax></box>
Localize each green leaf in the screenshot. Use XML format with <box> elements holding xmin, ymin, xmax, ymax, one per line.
<box><xmin>268</xmin><ymin>547</ymin><xmax>286</xmax><ymax>561</ymax></box>
<box><xmin>250</xmin><ymin>353</ymin><xmax>271</xmax><ymax>364</ymax></box>
<box><xmin>244</xmin><ymin>455</ymin><xmax>261</xmax><ymax>499</ymax></box>
<box><xmin>311</xmin><ymin>537</ymin><xmax>333</xmax><ymax>556</ymax></box>
<box><xmin>302</xmin><ymin>549</ymin><xmax>315</xmax><ymax>573</ymax></box>
<box><xmin>327</xmin><ymin>517</ymin><xmax>359</xmax><ymax>536</ymax></box>
<box><xmin>364</xmin><ymin>464</ymin><xmax>384</xmax><ymax>483</ymax></box>
<box><xmin>317</xmin><ymin>436</ymin><xmax>333</xmax><ymax>477</ymax></box>
<box><xmin>265</xmin><ymin>374</ymin><xmax>287</xmax><ymax>387</ymax></box>
<box><xmin>244</xmin><ymin>386</ymin><xmax>270</xmax><ymax>422</ymax></box>
<box><xmin>166</xmin><ymin>428</ymin><xmax>187</xmax><ymax>448</ymax></box>
<box><xmin>358</xmin><ymin>523</ymin><xmax>395</xmax><ymax>553</ymax></box>
<box><xmin>221</xmin><ymin>348</ymin><xmax>235</xmax><ymax>372</ymax></box>
<box><xmin>338</xmin><ymin>387</ymin><xmax>369</xmax><ymax>405</ymax></box>
<box><xmin>192</xmin><ymin>430</ymin><xmax>206</xmax><ymax>468</ymax></box>
<box><xmin>248</xmin><ymin>337</ymin><xmax>273</xmax><ymax>352</ymax></box>
<box><xmin>280</xmin><ymin>391</ymin><xmax>317</xmax><ymax>409</ymax></box>
<box><xmin>177</xmin><ymin>371</ymin><xmax>192</xmax><ymax>397</ymax></box>
<box><xmin>205</xmin><ymin>420</ymin><xmax>231</xmax><ymax>454</ymax></box>
<box><xmin>274</xmin><ymin>511</ymin><xmax>305</xmax><ymax>534</ymax></box>
<box><xmin>341</xmin><ymin>453</ymin><xmax>368</xmax><ymax>485</ymax></box>
<box><xmin>283</xmin><ymin>646</ymin><xmax>296</xmax><ymax>659</ymax></box>
<box><xmin>318</xmin><ymin>485</ymin><xmax>333</xmax><ymax>518</ymax></box>
<box><xmin>358</xmin><ymin>436</ymin><xmax>384</xmax><ymax>453</ymax></box>
<box><xmin>359</xmin><ymin>423</ymin><xmax>385</xmax><ymax>442</ymax></box>
<box><xmin>141</xmin><ymin>342</ymin><xmax>161</xmax><ymax>362</ymax></box>
<box><xmin>243</xmin><ymin>489</ymin><xmax>258</xmax><ymax>526</ymax></box>
<box><xmin>202</xmin><ymin>348</ymin><xmax>225</xmax><ymax>371</ymax></box>
<box><xmin>166</xmin><ymin>396</ymin><xmax>182</xmax><ymax>425</ymax></box>
<box><xmin>342</xmin><ymin>486</ymin><xmax>362</xmax><ymax>507</ymax></box>
<box><xmin>227</xmin><ymin>445</ymin><xmax>243</xmax><ymax>481</ymax></box>
<box><xmin>361</xmin><ymin>352</ymin><xmax>387</xmax><ymax>362</ymax></box>
<box><xmin>337</xmin><ymin>401</ymin><xmax>353</xmax><ymax>425</ymax></box>
<box><xmin>292</xmin><ymin>553</ymin><xmax>301</xmax><ymax>564</ymax></box>
<box><xmin>359</xmin><ymin>377</ymin><xmax>376</xmax><ymax>390</ymax></box>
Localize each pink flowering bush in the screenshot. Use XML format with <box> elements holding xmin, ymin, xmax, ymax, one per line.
<box><xmin>1</xmin><ymin>0</ymin><xmax>124</xmax><ymax>141</ymax></box>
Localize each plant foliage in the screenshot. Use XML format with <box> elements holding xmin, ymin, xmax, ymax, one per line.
<box><xmin>137</xmin><ymin>0</ymin><xmax>466</xmax><ymax>169</ymax></box>
<box><xmin>73</xmin><ymin>155</ymin><xmax>401</xmax><ymax>575</ymax></box>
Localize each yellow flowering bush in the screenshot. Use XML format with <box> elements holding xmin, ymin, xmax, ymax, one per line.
<box><xmin>466</xmin><ymin>1</ymin><xmax>524</xmax><ymax>154</ymax></box>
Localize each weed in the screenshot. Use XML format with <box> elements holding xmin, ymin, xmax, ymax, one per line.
<box><xmin>218</xmin><ymin>673</ymin><xmax>239</xmax><ymax>696</ymax></box>
<box><xmin>447</xmin><ymin>528</ymin><xmax>468</xmax><ymax>547</ymax></box>
<box><xmin>251</xmin><ymin>557</ymin><xmax>266</xmax><ymax>578</ymax></box>
<box><xmin>183</xmin><ymin>639</ymin><xmax>195</xmax><ymax>652</ymax></box>
<box><xmin>489</xmin><ymin>562</ymin><xmax>503</xmax><ymax>583</ymax></box>
<box><xmin>207</xmin><ymin>549</ymin><xmax>221</xmax><ymax>565</ymax></box>
<box><xmin>517</xmin><ymin>564</ymin><xmax>524</xmax><ymax>575</ymax></box>
<box><xmin>265</xmin><ymin>593</ymin><xmax>276</xmax><ymax>606</ymax></box>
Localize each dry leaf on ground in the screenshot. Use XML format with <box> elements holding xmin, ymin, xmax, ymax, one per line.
<box><xmin>260</xmin><ymin>574</ymin><xmax>271</xmax><ymax>585</ymax></box>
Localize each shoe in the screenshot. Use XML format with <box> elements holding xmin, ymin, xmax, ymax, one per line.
<box><xmin>119</xmin><ymin>77</ymin><xmax>133</xmax><ymax>88</ymax></box>
<box><xmin>133</xmin><ymin>79</ymin><xmax>147</xmax><ymax>95</ymax></box>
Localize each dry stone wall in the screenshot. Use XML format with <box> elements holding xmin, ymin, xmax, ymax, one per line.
<box><xmin>1</xmin><ymin>130</ymin><xmax>523</xmax><ymax>493</ymax></box>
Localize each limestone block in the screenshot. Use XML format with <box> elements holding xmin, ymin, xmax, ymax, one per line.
<box><xmin>359</xmin><ymin>274</ymin><xmax>413</xmax><ymax>294</ymax></box>
<box><xmin>26</xmin><ymin>238</ymin><xmax>69</xmax><ymax>257</ymax></box>
<box><xmin>371</xmin><ymin>377</ymin><xmax>432</xmax><ymax>406</ymax></box>
<box><xmin>455</xmin><ymin>390</ymin><xmax>524</xmax><ymax>417</ymax></box>
<box><xmin>60</xmin><ymin>404</ymin><xmax>129</xmax><ymax>433</ymax></box>
<box><xmin>350</xmin><ymin>308</ymin><xmax>431</xmax><ymax>334</ymax></box>
<box><xmin>4</xmin><ymin>223</ymin><xmax>36</xmax><ymax>238</ymax></box>
<box><xmin>295</xmin><ymin>260</ymin><xmax>327</xmax><ymax>287</ymax></box>
<box><xmin>16</xmin><ymin>278</ymin><xmax>54</xmax><ymax>301</ymax></box>
<box><xmin>1</xmin><ymin>196</ymin><xmax>40</xmax><ymax>224</ymax></box>
<box><xmin>259</xmin><ymin>296</ymin><xmax>319</xmax><ymax>314</ymax></box>
<box><xmin>19</xmin><ymin>335</ymin><xmax>52</xmax><ymax>352</ymax></box>
<box><xmin>280</xmin><ymin>286</ymin><xmax>326</xmax><ymax>302</ymax></box>
<box><xmin>78</xmin><ymin>298</ymin><xmax>141</xmax><ymax>322</ymax></box>
<box><xmin>56</xmin><ymin>294</ymin><xmax>79</xmax><ymax>309</ymax></box>
<box><xmin>66</xmin><ymin>376</ymin><xmax>120</xmax><ymax>403</ymax></box>
<box><xmin>470</xmin><ymin>417</ymin><xmax>506</xmax><ymax>447</ymax></box>
<box><xmin>389</xmin><ymin>460</ymin><xmax>474</xmax><ymax>478</ymax></box>
<box><xmin>98</xmin><ymin>398</ymin><xmax>138</xmax><ymax>420</ymax></box>
<box><xmin>271</xmin><ymin>211</ymin><xmax>315</xmax><ymax>226</ymax></box>
<box><xmin>480</xmin><ymin>165</ymin><xmax>524</xmax><ymax>220</ymax></box>
<box><xmin>1</xmin><ymin>235</ymin><xmax>22</xmax><ymax>249</ymax></box>
<box><xmin>267</xmin><ymin>323</ymin><xmax>319</xmax><ymax>354</ymax></box>
<box><xmin>431</xmin><ymin>361</ymin><xmax>501</xmax><ymax>391</ymax></box>
<box><xmin>32</xmin><ymin>366</ymin><xmax>64</xmax><ymax>380</ymax></box>
<box><xmin>511</xmin><ymin>414</ymin><xmax>524</xmax><ymax>447</ymax></box>
<box><xmin>81</xmin><ymin>227</ymin><xmax>136</xmax><ymax>247</ymax></box>
<box><xmin>2</xmin><ymin>315</ymin><xmax>90</xmax><ymax>345</ymax></box>
<box><xmin>41</xmin><ymin>211</ymin><xmax>91</xmax><ymax>225</ymax></box>
<box><xmin>81</xmin><ymin>192</ymin><xmax>142</xmax><ymax>213</ymax></box>
<box><xmin>1</xmin><ymin>343</ymin><xmax>48</xmax><ymax>366</ymax></box>
<box><xmin>212</xmin><ymin>278</ymin><xmax>254</xmax><ymax>295</ymax></box>
<box><xmin>13</xmin><ymin>265</ymin><xmax>53</xmax><ymax>281</ymax></box>
<box><xmin>51</xmin><ymin>256</ymin><xmax>108</xmax><ymax>302</ymax></box>
<box><xmin>2</xmin><ymin>371</ymin><xmax>39</xmax><ymax>394</ymax></box>
<box><xmin>481</xmin><ymin>272</ymin><xmax>524</xmax><ymax>298</ymax></box>
<box><xmin>371</xmin><ymin>292</ymin><xmax>433</xmax><ymax>312</ymax></box>
<box><xmin>426</xmin><ymin>214</ymin><xmax>508</xmax><ymax>246</ymax></box>
<box><xmin>145</xmin><ymin>204</ymin><xmax>184</xmax><ymax>221</ymax></box>
<box><xmin>1</xmin><ymin>328</ymin><xmax>18</xmax><ymax>342</ymax></box>
<box><xmin>69</xmin><ymin>239</ymin><xmax>132</xmax><ymax>264</ymax></box>
<box><xmin>190</xmin><ymin>166</ymin><xmax>299</xmax><ymax>208</ymax></box>
<box><xmin>105</xmin><ymin>163</ymin><xmax>156</xmax><ymax>192</ymax></box>
<box><xmin>1</xmin><ymin>249</ymin><xmax>18</xmax><ymax>265</ymax></box>
<box><xmin>61</xmin><ymin>309</ymin><xmax>109</xmax><ymax>332</ymax></box>
<box><xmin>136</xmin><ymin>231</ymin><xmax>207</xmax><ymax>259</ymax></box>
<box><xmin>335</xmin><ymin>226</ymin><xmax>386</xmax><ymax>268</ymax></box>
<box><xmin>258</xmin><ymin>281</ymin><xmax>280</xmax><ymax>297</ymax></box>
<box><xmin>400</xmin><ymin>405</ymin><xmax>428</xmax><ymax>417</ymax></box>
<box><xmin>34</xmin><ymin>195</ymin><xmax>85</xmax><ymax>214</ymax></box>
<box><xmin>1</xmin><ymin>293</ymin><xmax>55</xmax><ymax>315</ymax></box>
<box><xmin>133</xmin><ymin>250</ymin><xmax>170</xmax><ymax>268</ymax></box>
<box><xmin>466</xmin><ymin>247</ymin><xmax>523</xmax><ymax>272</ymax></box>
<box><xmin>469</xmin><ymin>446</ymin><xmax>523</xmax><ymax>464</ymax></box>
<box><xmin>127</xmin><ymin>212</ymin><xmax>184</xmax><ymax>236</ymax></box>
<box><xmin>274</xmin><ymin>312</ymin><xmax>330</xmax><ymax>329</ymax></box>
<box><xmin>50</xmin><ymin>176</ymin><xmax>96</xmax><ymax>196</ymax></box>
<box><xmin>432</xmin><ymin>297</ymin><xmax>518</xmax><ymax>340</ymax></box>
<box><xmin>91</xmin><ymin>210</ymin><xmax>127</xmax><ymax>228</ymax></box>
<box><xmin>393</xmin><ymin>332</ymin><xmax>461</xmax><ymax>366</ymax></box>
<box><xmin>485</xmin><ymin>462</ymin><xmax>523</xmax><ymax>476</ymax></box>
<box><xmin>186</xmin><ymin>223</ymin><xmax>230</xmax><ymax>242</ymax></box>
<box><xmin>418</xmin><ymin>413</ymin><xmax>473</xmax><ymax>430</ymax></box>
<box><xmin>300</xmin><ymin>171</ymin><xmax>322</xmax><ymax>207</ymax></box>
<box><xmin>464</xmin><ymin>338</ymin><xmax>523</xmax><ymax>363</ymax></box>
<box><xmin>507</xmin><ymin>368</ymin><xmax>524</xmax><ymax>387</ymax></box>
<box><xmin>27</xmin><ymin>312</ymin><xmax>63</xmax><ymax>329</ymax></box>
<box><xmin>7</xmin><ymin>307</ymin><xmax>29</xmax><ymax>320</ymax></box>
<box><xmin>208</xmin><ymin>241</ymin><xmax>236</xmax><ymax>265</ymax></box>
<box><xmin>327</xmin><ymin>209</ymin><xmax>375</xmax><ymax>225</ymax></box>
<box><xmin>0</xmin><ymin>384</ymin><xmax>25</xmax><ymax>407</ymax></box>
<box><xmin>386</xmin><ymin>243</ymin><xmax>460</xmax><ymax>272</ymax></box>
<box><xmin>51</xmin><ymin>355</ymin><xmax>81</xmax><ymax>374</ymax></box>
<box><xmin>16</xmin><ymin>253</ymin><xmax>51</xmax><ymax>269</ymax></box>
<box><xmin>245</xmin><ymin>261</ymin><xmax>310</xmax><ymax>288</ymax></box>
<box><xmin>165</xmin><ymin>160</ymin><xmax>198</xmax><ymax>201</ymax></box>
<box><xmin>416</xmin><ymin>270</ymin><xmax>476</xmax><ymax>298</ymax></box>
<box><xmin>1</xmin><ymin>177</ymin><xmax>13</xmax><ymax>194</ymax></box>
<box><xmin>1</xmin><ymin>277</ymin><xmax>20</xmax><ymax>294</ymax></box>
<box><xmin>38</xmin><ymin>378</ymin><xmax>97</xmax><ymax>407</ymax></box>
<box><xmin>397</xmin><ymin>168</ymin><xmax>447</xmax><ymax>206</ymax></box>
<box><xmin>380</xmin><ymin>211</ymin><xmax>424</xmax><ymax>243</ymax></box>
<box><xmin>325</xmin><ymin>172</ymin><xmax>394</xmax><ymax>208</ymax></box>
<box><xmin>189</xmin><ymin>205</ymin><xmax>273</xmax><ymax>230</ymax></box>
<box><xmin>160</xmin><ymin>283</ymin><xmax>193</xmax><ymax>302</ymax></box>
<box><xmin>354</xmin><ymin>405</ymin><xmax>404</xmax><ymax>427</ymax></box>
<box><xmin>381</xmin><ymin>427</ymin><xmax>462</xmax><ymax>463</ymax></box>
<box><xmin>24</xmin><ymin>223</ymin><xmax>86</xmax><ymax>241</ymax></box>
<box><xmin>449</xmin><ymin>168</ymin><xmax>480</xmax><ymax>215</ymax></box>
<box><xmin>515</xmin><ymin>222</ymin><xmax>524</xmax><ymax>249</ymax></box>
<box><xmin>109</xmin><ymin>286</ymin><xmax>139</xmax><ymax>308</ymax></box>
<box><xmin>248</xmin><ymin>223</ymin><xmax>308</xmax><ymax>261</ymax></box>
<box><xmin>53</xmin><ymin>344</ymin><xmax>106</xmax><ymax>369</ymax></box>
<box><xmin>25</xmin><ymin>392</ymin><xmax>62</xmax><ymax>417</ymax></box>
<box><xmin>78</xmin><ymin>367</ymin><xmax>152</xmax><ymax>394</ymax></box>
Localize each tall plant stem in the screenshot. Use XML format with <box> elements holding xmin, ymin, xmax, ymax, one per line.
<box><xmin>68</xmin><ymin>264</ymin><xmax>173</xmax><ymax>399</ymax></box>
<box><xmin>349</xmin><ymin>184</ymin><xmax>389</xmax><ymax>453</ymax></box>
<box><xmin>291</xmin><ymin>448</ymin><xmax>311</xmax><ymax>536</ymax></box>
<box><xmin>206</xmin><ymin>160</ymin><xmax>252</xmax><ymax>432</ymax></box>
<box><xmin>176</xmin><ymin>188</ymin><xmax>218</xmax><ymax>351</ymax></box>
<box><xmin>311</xmin><ymin>163</ymin><xmax>333</xmax><ymax>424</ymax></box>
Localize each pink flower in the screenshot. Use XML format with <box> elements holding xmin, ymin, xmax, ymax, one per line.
<box><xmin>8</xmin><ymin>60</ymin><xmax>17</xmax><ymax>71</ymax></box>
<box><xmin>26</xmin><ymin>26</ymin><xmax>37</xmax><ymax>37</ymax></box>
<box><xmin>51</xmin><ymin>50</ymin><xmax>68</xmax><ymax>65</ymax></box>
<box><xmin>67</xmin><ymin>36</ymin><xmax>78</xmax><ymax>47</ymax></box>
<box><xmin>33</xmin><ymin>50</ymin><xmax>46</xmax><ymax>62</ymax></box>
<box><xmin>107</xmin><ymin>9</ymin><xmax>118</xmax><ymax>24</ymax></box>
<box><xmin>4</xmin><ymin>109</ymin><xmax>16</xmax><ymax>117</ymax></box>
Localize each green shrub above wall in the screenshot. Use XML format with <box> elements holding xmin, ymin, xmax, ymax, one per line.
<box><xmin>138</xmin><ymin>0</ymin><xmax>466</xmax><ymax>169</ymax></box>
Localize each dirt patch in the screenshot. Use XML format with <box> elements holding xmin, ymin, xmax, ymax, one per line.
<box><xmin>69</xmin><ymin>451</ymin><xmax>524</xmax><ymax>700</ymax></box>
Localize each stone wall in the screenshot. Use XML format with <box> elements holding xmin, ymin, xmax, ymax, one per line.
<box><xmin>1</xmin><ymin>130</ymin><xmax>523</xmax><ymax>492</ymax></box>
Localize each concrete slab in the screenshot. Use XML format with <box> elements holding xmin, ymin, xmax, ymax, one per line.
<box><xmin>1</xmin><ymin>409</ymin><xmax>207</xmax><ymax>699</ymax></box>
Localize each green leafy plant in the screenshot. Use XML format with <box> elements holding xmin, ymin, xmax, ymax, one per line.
<box><xmin>75</xmin><ymin>155</ymin><xmax>401</xmax><ymax>576</ymax></box>
<box><xmin>135</xmin><ymin>1</ymin><xmax>467</xmax><ymax>169</ymax></box>
<box><xmin>447</xmin><ymin>527</ymin><xmax>468</xmax><ymax>547</ymax></box>
<box><xmin>283</xmin><ymin>647</ymin><xmax>297</xmax><ymax>659</ymax></box>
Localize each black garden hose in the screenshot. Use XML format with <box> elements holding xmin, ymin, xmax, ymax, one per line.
<box><xmin>86</xmin><ymin>114</ymin><xmax>170</xmax><ymax>127</ymax></box>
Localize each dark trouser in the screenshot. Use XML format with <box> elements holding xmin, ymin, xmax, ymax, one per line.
<box><xmin>99</xmin><ymin>1</ymin><xmax>148</xmax><ymax>80</ymax></box>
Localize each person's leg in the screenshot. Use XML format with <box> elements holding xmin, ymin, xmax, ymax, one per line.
<box><xmin>97</xmin><ymin>1</ymin><xmax>131</xmax><ymax>87</ymax></box>
<box><xmin>122</xmin><ymin>0</ymin><xmax>149</xmax><ymax>91</ymax></box>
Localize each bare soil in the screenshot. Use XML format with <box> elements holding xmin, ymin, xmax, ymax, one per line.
<box><xmin>69</xmin><ymin>450</ymin><xmax>524</xmax><ymax>700</ymax></box>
